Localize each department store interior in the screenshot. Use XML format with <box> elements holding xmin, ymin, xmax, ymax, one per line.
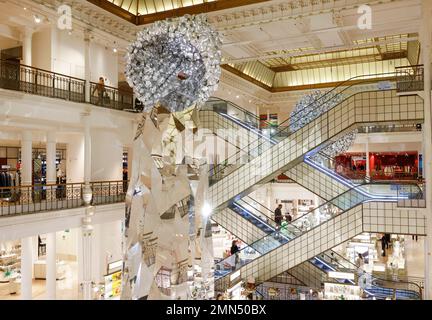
<box><xmin>0</xmin><ymin>0</ymin><xmax>431</xmax><ymax>301</ymax></box>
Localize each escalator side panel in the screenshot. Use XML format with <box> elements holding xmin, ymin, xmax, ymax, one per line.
<box><xmin>210</xmin><ymin>91</ymin><xmax>424</xmax><ymax>209</ymax></box>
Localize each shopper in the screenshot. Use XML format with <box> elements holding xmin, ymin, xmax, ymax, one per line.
<box><xmin>385</xmin><ymin>233</ymin><xmax>391</xmax><ymax>249</ymax></box>
<box><xmin>380</xmin><ymin>234</ymin><xmax>386</xmax><ymax>257</ymax></box>
<box><xmin>230</xmin><ymin>240</ymin><xmax>240</xmax><ymax>270</ymax></box>
<box><xmin>285</xmin><ymin>210</ymin><xmax>292</xmax><ymax>223</ymax></box>
<box><xmin>355</xmin><ymin>253</ymin><xmax>364</xmax><ymax>274</ymax></box>
<box><xmin>230</xmin><ymin>240</ymin><xmax>240</xmax><ymax>255</ymax></box>
<box><xmin>92</xmin><ymin>77</ymin><xmax>106</xmax><ymax>106</ymax></box>
<box><xmin>274</xmin><ymin>204</ymin><xmax>283</xmax><ymax>228</ymax></box>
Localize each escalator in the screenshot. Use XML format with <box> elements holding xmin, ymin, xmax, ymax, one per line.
<box><xmin>213</xmin><ymin>182</ymin><xmax>423</xmax><ymax>292</ymax></box>
<box><xmin>200</xmin><ymin>73</ymin><xmax>424</xmax><ymax>297</ymax></box>
<box><xmin>207</xmin><ymin>73</ymin><xmax>423</xmax><ymax>210</ymax></box>
<box><xmin>222</xmin><ymin>191</ymin><xmax>422</xmax><ymax>299</ymax></box>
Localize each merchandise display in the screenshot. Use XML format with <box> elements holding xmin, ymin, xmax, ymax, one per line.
<box><xmin>104</xmin><ymin>271</ymin><xmax>122</xmax><ymax>300</ymax></box>
<box><xmin>0</xmin><ymin>243</ymin><xmax>21</xmax><ymax>284</ymax></box>
<box><xmin>324</xmin><ymin>283</ymin><xmax>361</xmax><ymax>300</ymax></box>
<box><xmin>33</xmin><ymin>260</ymin><xmax>67</xmax><ymax>280</ymax></box>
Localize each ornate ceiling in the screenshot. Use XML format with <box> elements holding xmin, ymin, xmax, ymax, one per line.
<box><xmin>87</xmin><ymin>0</ymin><xmax>270</xmax><ymax>25</ymax></box>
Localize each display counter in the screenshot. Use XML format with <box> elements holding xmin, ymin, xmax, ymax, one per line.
<box><xmin>34</xmin><ymin>260</ymin><xmax>66</xmax><ymax>280</ymax></box>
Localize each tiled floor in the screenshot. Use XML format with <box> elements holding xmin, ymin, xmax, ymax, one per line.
<box><xmin>0</xmin><ymin>261</ymin><xmax>79</xmax><ymax>300</ymax></box>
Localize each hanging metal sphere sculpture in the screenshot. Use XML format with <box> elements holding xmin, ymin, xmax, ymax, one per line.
<box><xmin>125</xmin><ymin>14</ymin><xmax>222</xmax><ymax>112</ymax></box>
<box><xmin>290</xmin><ymin>90</ymin><xmax>344</xmax><ymax>132</ymax></box>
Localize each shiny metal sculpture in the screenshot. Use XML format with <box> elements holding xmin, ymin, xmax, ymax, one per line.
<box><xmin>289</xmin><ymin>90</ymin><xmax>344</xmax><ymax>132</ymax></box>
<box><xmin>121</xmin><ymin>15</ymin><xmax>221</xmax><ymax>300</ymax></box>
<box><xmin>125</xmin><ymin>14</ymin><xmax>221</xmax><ymax>113</ymax></box>
<box><xmin>320</xmin><ymin>129</ymin><xmax>358</xmax><ymax>158</ymax></box>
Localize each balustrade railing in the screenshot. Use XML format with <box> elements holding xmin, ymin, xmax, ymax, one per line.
<box><xmin>0</xmin><ymin>59</ymin><xmax>86</xmax><ymax>103</ymax></box>
<box><xmin>396</xmin><ymin>65</ymin><xmax>425</xmax><ymax>92</ymax></box>
<box><xmin>0</xmin><ymin>180</ymin><xmax>128</xmax><ymax>216</ymax></box>
<box><xmin>89</xmin><ymin>82</ymin><xmax>133</xmax><ymax>110</ymax></box>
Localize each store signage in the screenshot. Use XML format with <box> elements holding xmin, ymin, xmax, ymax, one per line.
<box><xmin>328</xmin><ymin>271</ymin><xmax>355</xmax><ymax>280</ymax></box>
<box><xmin>377</xmin><ymin>81</ymin><xmax>392</xmax><ymax>90</ymax></box>
<box><xmin>107</xmin><ymin>260</ymin><xmax>122</xmax><ymax>274</ymax></box>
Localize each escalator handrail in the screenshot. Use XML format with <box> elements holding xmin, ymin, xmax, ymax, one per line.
<box><xmin>209</xmin><ymin>71</ymin><xmax>404</xmax><ymax>178</ymax></box>
<box><xmin>205</xmin><ymin>97</ymin><xmax>270</xmax><ymax>128</ymax></box>
<box><xmin>214</xmin><ymin>181</ymin><xmax>421</xmax><ymax>279</ymax></box>
<box><xmin>273</xmin><ymin>72</ymin><xmax>399</xmax><ymax>135</ymax></box>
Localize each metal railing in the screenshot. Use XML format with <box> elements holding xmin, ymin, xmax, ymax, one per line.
<box><xmin>0</xmin><ymin>59</ymin><xmax>85</xmax><ymax>103</ymax></box>
<box><xmin>0</xmin><ymin>180</ymin><xmax>128</xmax><ymax>216</ymax></box>
<box><xmin>396</xmin><ymin>65</ymin><xmax>424</xmax><ymax>92</ymax></box>
<box><xmin>90</xmin><ymin>82</ymin><xmax>133</xmax><ymax>110</ymax></box>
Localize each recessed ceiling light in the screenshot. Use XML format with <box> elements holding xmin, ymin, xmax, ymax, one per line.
<box><xmin>34</xmin><ymin>15</ymin><xmax>41</xmax><ymax>24</ymax></box>
<box><xmin>113</xmin><ymin>48</ymin><xmax>118</xmax><ymax>53</ymax></box>
<box><xmin>23</xmin><ymin>7</ymin><xmax>27</xmax><ymax>10</ymax></box>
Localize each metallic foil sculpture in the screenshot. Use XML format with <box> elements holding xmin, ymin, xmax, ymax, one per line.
<box><xmin>289</xmin><ymin>90</ymin><xmax>344</xmax><ymax>132</ymax></box>
<box><xmin>121</xmin><ymin>15</ymin><xmax>221</xmax><ymax>300</ymax></box>
<box><xmin>320</xmin><ymin>129</ymin><xmax>358</xmax><ymax>158</ymax></box>
<box><xmin>125</xmin><ymin>14</ymin><xmax>221</xmax><ymax>112</ymax></box>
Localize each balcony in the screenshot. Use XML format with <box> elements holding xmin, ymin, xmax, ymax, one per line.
<box><xmin>396</xmin><ymin>65</ymin><xmax>425</xmax><ymax>93</ymax></box>
<box><xmin>0</xmin><ymin>180</ymin><xmax>128</xmax><ymax>217</ymax></box>
<box><xmin>0</xmin><ymin>59</ymin><xmax>136</xmax><ymax>112</ymax></box>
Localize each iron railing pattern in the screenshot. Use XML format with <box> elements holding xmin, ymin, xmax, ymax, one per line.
<box><xmin>0</xmin><ymin>180</ymin><xmax>128</xmax><ymax>216</ymax></box>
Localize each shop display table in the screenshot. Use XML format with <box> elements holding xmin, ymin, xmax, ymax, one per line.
<box><xmin>34</xmin><ymin>260</ymin><xmax>66</xmax><ymax>280</ymax></box>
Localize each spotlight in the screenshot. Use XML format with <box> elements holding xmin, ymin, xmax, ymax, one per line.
<box><xmin>113</xmin><ymin>47</ymin><xmax>118</xmax><ymax>53</ymax></box>
<box><xmin>202</xmin><ymin>202</ymin><xmax>212</xmax><ymax>218</ymax></box>
<box><xmin>34</xmin><ymin>15</ymin><xmax>41</xmax><ymax>24</ymax></box>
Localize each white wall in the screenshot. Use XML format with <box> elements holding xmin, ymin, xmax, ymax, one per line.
<box><xmin>32</xmin><ymin>27</ymin><xmax>51</xmax><ymax>70</ymax></box>
<box><xmin>92</xmin><ymin>219</ymin><xmax>123</xmax><ymax>283</ymax></box>
<box><xmin>59</xmin><ymin>133</ymin><xmax>84</xmax><ymax>183</ymax></box>
<box><xmin>250</xmin><ymin>183</ymin><xmax>317</xmax><ymax>210</ymax></box>
<box><xmin>49</xmin><ymin>28</ymin><xmax>118</xmax><ymax>85</ymax></box>
<box><xmin>90</xmin><ymin>129</ymin><xmax>123</xmax><ymax>181</ymax></box>
<box><xmin>56</xmin><ymin>228</ymin><xmax>78</xmax><ymax>260</ymax></box>
<box><xmin>89</xmin><ymin>42</ymin><xmax>118</xmax><ymax>86</ymax></box>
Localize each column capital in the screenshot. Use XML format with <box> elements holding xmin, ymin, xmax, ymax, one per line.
<box><xmin>46</xmin><ymin>131</ymin><xmax>57</xmax><ymax>143</ymax></box>
<box><xmin>21</xmin><ymin>26</ymin><xmax>34</xmax><ymax>39</ymax></box>
<box><xmin>83</xmin><ymin>29</ymin><xmax>92</xmax><ymax>42</ymax></box>
<box><xmin>21</xmin><ymin>130</ymin><xmax>32</xmax><ymax>141</ymax></box>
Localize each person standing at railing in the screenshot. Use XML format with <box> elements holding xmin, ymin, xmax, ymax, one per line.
<box><xmin>92</xmin><ymin>77</ymin><xmax>105</xmax><ymax>106</ymax></box>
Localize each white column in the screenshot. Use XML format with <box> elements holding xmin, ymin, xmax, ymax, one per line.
<box><xmin>46</xmin><ymin>131</ymin><xmax>57</xmax><ymax>185</ymax></box>
<box><xmin>421</xmin><ymin>0</ymin><xmax>432</xmax><ymax>300</ymax></box>
<box><xmin>46</xmin><ymin>232</ymin><xmax>56</xmax><ymax>300</ymax></box>
<box><xmin>21</xmin><ymin>237</ymin><xmax>33</xmax><ymax>300</ymax></box>
<box><xmin>80</xmin><ymin>206</ymin><xmax>95</xmax><ymax>300</ymax></box>
<box><xmin>81</xmin><ymin>113</ymin><xmax>92</xmax><ymax>204</ymax></box>
<box><xmin>365</xmin><ymin>133</ymin><xmax>370</xmax><ymax>182</ymax></box>
<box><xmin>84</xmin><ymin>30</ymin><xmax>91</xmax><ymax>102</ymax></box>
<box><xmin>21</xmin><ymin>131</ymin><xmax>32</xmax><ymax>186</ymax></box>
<box><xmin>22</xmin><ymin>28</ymin><xmax>33</xmax><ymax>66</ymax></box>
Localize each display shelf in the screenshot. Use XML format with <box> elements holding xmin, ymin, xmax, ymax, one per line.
<box><xmin>324</xmin><ymin>283</ymin><xmax>361</xmax><ymax>300</ymax></box>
